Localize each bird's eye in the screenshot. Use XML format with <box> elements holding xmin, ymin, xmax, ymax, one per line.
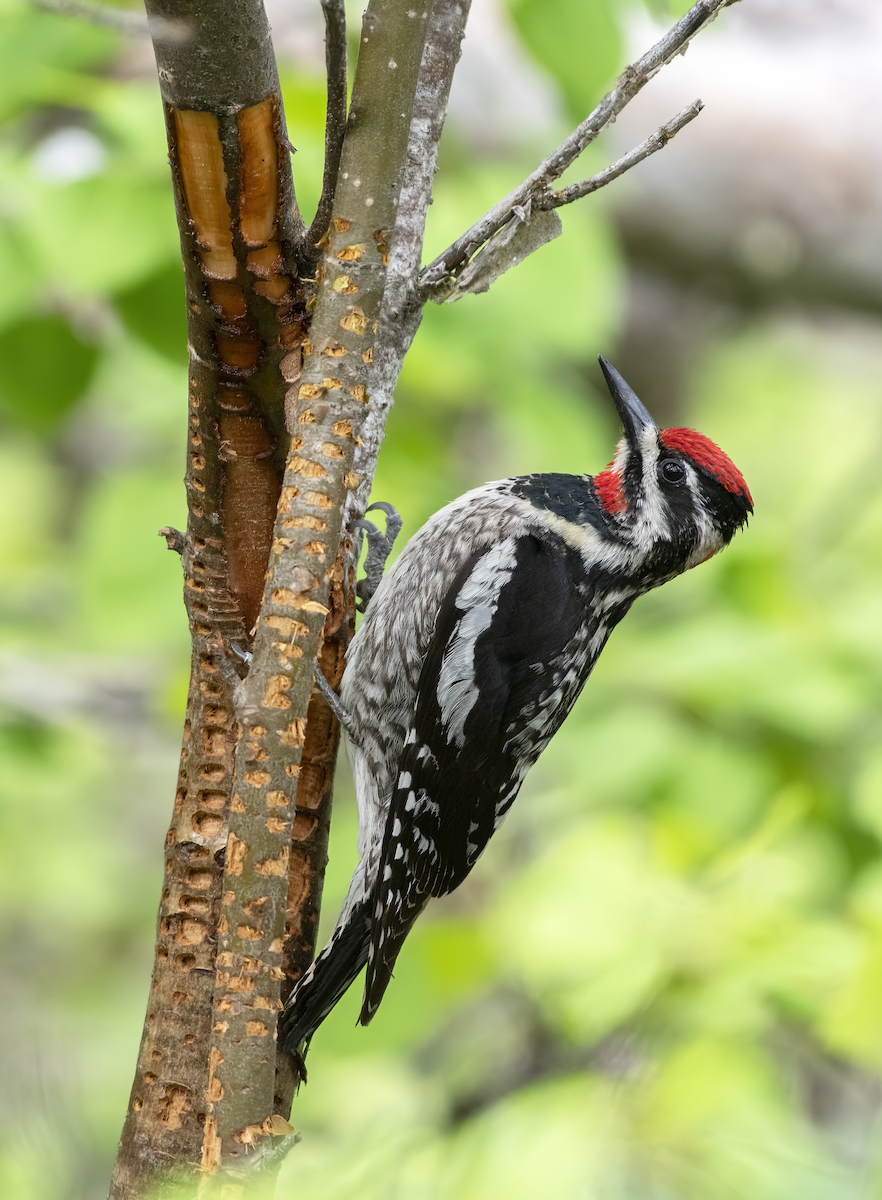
<box><xmin>659</xmin><ymin>458</ymin><xmax>685</xmax><ymax>485</ymax></box>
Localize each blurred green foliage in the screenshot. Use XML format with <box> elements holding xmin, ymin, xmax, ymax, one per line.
<box><xmin>509</xmin><ymin>0</ymin><xmax>620</xmax><ymax>120</ymax></box>
<box><xmin>2</xmin><ymin>0</ymin><xmax>882</xmax><ymax>1197</ymax></box>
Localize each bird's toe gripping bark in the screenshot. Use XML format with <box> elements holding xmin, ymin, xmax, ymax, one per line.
<box><xmin>355</xmin><ymin>501</ymin><xmax>403</xmax><ymax>613</ymax></box>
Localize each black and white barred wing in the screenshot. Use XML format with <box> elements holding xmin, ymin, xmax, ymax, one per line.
<box><xmin>360</xmin><ymin>532</ymin><xmax>595</xmax><ymax>1023</ymax></box>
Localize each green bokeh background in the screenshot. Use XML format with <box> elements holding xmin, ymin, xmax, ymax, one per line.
<box><xmin>2</xmin><ymin>1</ymin><xmax>882</xmax><ymax>1196</ymax></box>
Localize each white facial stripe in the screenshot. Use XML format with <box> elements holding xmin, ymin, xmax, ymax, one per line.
<box><xmin>505</xmin><ymin>494</ymin><xmax>636</xmax><ymax>575</ymax></box>
<box><xmin>611</xmin><ymin>435</ymin><xmax>629</xmax><ymax>475</ymax></box>
<box><xmin>630</xmin><ymin>429</ymin><xmax>671</xmax><ymax>553</ymax></box>
<box><xmin>681</xmin><ymin>460</ymin><xmax>725</xmax><ymax>567</ymax></box>
<box><xmin>526</xmin><ymin>507</ymin><xmax>603</xmax><ymax>554</ymax></box>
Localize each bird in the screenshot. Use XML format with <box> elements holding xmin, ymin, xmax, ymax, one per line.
<box><xmin>279</xmin><ymin>355</ymin><xmax>752</xmax><ymax>1070</ymax></box>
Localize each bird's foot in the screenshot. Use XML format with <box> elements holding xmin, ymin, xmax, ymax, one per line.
<box><xmin>355</xmin><ymin>501</ymin><xmax>402</xmax><ymax>613</ymax></box>
<box><xmin>313</xmin><ymin>661</ymin><xmax>362</xmax><ymax>747</ymax></box>
<box><xmin>230</xmin><ymin>641</ymin><xmax>253</xmax><ymax>667</ymax></box>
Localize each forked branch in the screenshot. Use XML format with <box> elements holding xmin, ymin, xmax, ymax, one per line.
<box><xmin>302</xmin><ymin>0</ymin><xmax>348</xmax><ymax>262</ymax></box>
<box><xmin>540</xmin><ymin>99</ymin><xmax>704</xmax><ymax>210</ymax></box>
<box><xmin>418</xmin><ymin>0</ymin><xmax>737</xmax><ymax>298</ymax></box>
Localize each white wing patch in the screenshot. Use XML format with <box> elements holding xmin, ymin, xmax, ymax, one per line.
<box><xmin>436</xmin><ymin>538</ymin><xmax>518</xmax><ymax>749</ymax></box>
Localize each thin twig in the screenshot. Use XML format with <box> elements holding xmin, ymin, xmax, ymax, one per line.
<box><xmin>418</xmin><ymin>0</ymin><xmax>736</xmax><ymax>295</ymax></box>
<box><xmin>158</xmin><ymin>525</ymin><xmax>186</xmax><ymax>555</ymax></box>
<box><xmin>302</xmin><ymin>0</ymin><xmax>348</xmax><ymax>260</ymax></box>
<box><xmin>32</xmin><ymin>0</ymin><xmax>148</xmax><ymax>33</ymax></box>
<box><xmin>540</xmin><ymin>100</ymin><xmax>704</xmax><ymax>210</ymax></box>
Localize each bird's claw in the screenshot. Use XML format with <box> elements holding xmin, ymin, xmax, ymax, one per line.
<box><xmin>230</xmin><ymin>641</ymin><xmax>253</xmax><ymax>668</ymax></box>
<box><xmin>366</xmin><ymin>500</ymin><xmax>403</xmax><ymax>537</ymax></box>
<box><xmin>313</xmin><ymin>658</ymin><xmax>362</xmax><ymax>747</ymax></box>
<box><xmin>355</xmin><ymin>502</ymin><xmax>402</xmax><ymax>612</ymax></box>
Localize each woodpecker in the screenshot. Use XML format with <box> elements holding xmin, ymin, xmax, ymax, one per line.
<box><xmin>280</xmin><ymin>356</ymin><xmax>752</xmax><ymax>1068</ymax></box>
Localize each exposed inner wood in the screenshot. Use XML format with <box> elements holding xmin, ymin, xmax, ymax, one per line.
<box><xmin>173</xmin><ymin>98</ymin><xmax>304</xmax><ymax>638</ymax></box>
<box><xmin>238</xmin><ymin>97</ymin><xmax>279</xmax><ymax>245</ymax></box>
<box><xmin>173</xmin><ymin>109</ymin><xmax>236</xmax><ymax>280</ymax></box>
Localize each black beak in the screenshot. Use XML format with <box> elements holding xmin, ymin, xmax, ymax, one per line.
<box><xmin>598</xmin><ymin>356</ymin><xmax>657</xmax><ymax>447</ymax></box>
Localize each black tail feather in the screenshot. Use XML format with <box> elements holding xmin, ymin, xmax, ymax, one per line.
<box><xmin>359</xmin><ymin>886</ymin><xmax>428</xmax><ymax>1026</ymax></box>
<box><xmin>279</xmin><ymin>899</ymin><xmax>372</xmax><ymax>1061</ymax></box>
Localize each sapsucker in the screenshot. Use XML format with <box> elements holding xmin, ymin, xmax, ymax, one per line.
<box><xmin>280</xmin><ymin>357</ymin><xmax>752</xmax><ymax>1067</ymax></box>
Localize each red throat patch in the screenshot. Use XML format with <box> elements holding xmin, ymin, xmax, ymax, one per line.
<box><xmin>594</xmin><ymin>465</ymin><xmax>626</xmax><ymax>514</ymax></box>
<box><xmin>661</xmin><ymin>428</ymin><xmax>753</xmax><ymax>504</ymax></box>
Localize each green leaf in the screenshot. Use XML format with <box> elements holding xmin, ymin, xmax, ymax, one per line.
<box><xmin>22</xmin><ymin>173</ymin><xmax>179</xmax><ymax>295</ymax></box>
<box><xmin>115</xmin><ymin>263</ymin><xmax>188</xmax><ymax>365</ymax></box>
<box><xmin>507</xmin><ymin>0</ymin><xmax>621</xmax><ymax>120</ymax></box>
<box><xmin>0</xmin><ymin>312</ymin><xmax>99</xmax><ymax>432</ymax></box>
<box><xmin>0</xmin><ymin>2</ymin><xmax>116</xmax><ymax>123</ymax></box>
<box><xmin>0</xmin><ymin>216</ymin><xmax>38</xmax><ymax>330</ymax></box>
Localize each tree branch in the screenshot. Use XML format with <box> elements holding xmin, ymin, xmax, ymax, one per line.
<box><xmin>109</xmin><ymin>1</ymin><xmax>310</xmax><ymax>1195</ymax></box>
<box><xmin>428</xmin><ymin>101</ymin><xmax>705</xmax><ymax>303</ymax></box>
<box><xmin>301</xmin><ymin>0</ymin><xmax>348</xmax><ymax>264</ymax></box>
<box><xmin>540</xmin><ymin>100</ymin><xmax>704</xmax><ymax>210</ymax></box>
<box><xmin>418</xmin><ymin>0</ymin><xmax>736</xmax><ymax>297</ymax></box>
<box><xmin>351</xmin><ymin>0</ymin><xmax>472</xmax><ymax>517</ymax></box>
<box><xmin>200</xmin><ymin>0</ymin><xmax>449</xmax><ymax>1173</ymax></box>
<box><xmin>32</xmin><ymin>0</ymin><xmax>148</xmax><ymax>34</ymax></box>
